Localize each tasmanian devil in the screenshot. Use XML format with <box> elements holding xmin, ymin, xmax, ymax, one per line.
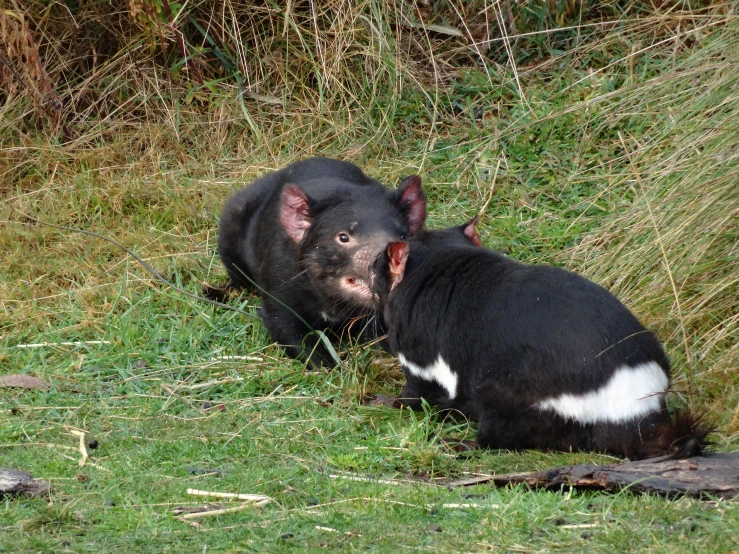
<box><xmin>215</xmin><ymin>157</ymin><xmax>426</xmax><ymax>367</ymax></box>
<box><xmin>372</xmin><ymin>219</ymin><xmax>710</xmax><ymax>460</ymax></box>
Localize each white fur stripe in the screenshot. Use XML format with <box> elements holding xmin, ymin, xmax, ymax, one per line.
<box><xmin>536</xmin><ymin>362</ymin><xmax>669</xmax><ymax>424</ymax></box>
<box><xmin>398</xmin><ymin>353</ymin><xmax>458</xmax><ymax>399</ymax></box>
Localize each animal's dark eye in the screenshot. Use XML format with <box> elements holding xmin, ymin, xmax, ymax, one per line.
<box><xmin>399</xmin><ymin>234</ymin><xmax>406</xmax><ymax>240</ymax></box>
<box><xmin>338</xmin><ymin>233</ymin><xmax>350</xmax><ymax>243</ymax></box>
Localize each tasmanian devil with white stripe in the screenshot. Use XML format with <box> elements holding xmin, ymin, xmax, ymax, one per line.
<box><xmin>214</xmin><ymin>157</ymin><xmax>426</xmax><ymax>368</ymax></box>
<box><xmin>372</xmin><ymin>219</ymin><xmax>710</xmax><ymax>459</ymax></box>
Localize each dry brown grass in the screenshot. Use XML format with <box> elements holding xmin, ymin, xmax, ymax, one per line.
<box><xmin>2</xmin><ymin>1</ymin><xmax>722</xmax><ymax>147</ymax></box>
<box><xmin>564</xmin><ymin>28</ymin><xmax>739</xmax><ymax>433</ymax></box>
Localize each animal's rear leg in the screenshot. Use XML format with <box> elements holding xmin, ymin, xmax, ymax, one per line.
<box><xmin>397</xmin><ymin>378</ymin><xmax>425</xmax><ymax>410</ymax></box>
<box><xmin>476</xmin><ymin>409</ymin><xmax>591</xmax><ymax>453</ymax></box>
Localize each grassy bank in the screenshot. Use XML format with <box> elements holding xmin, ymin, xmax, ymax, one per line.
<box><xmin>2</xmin><ymin>2</ymin><xmax>738</xmax><ymax>551</ymax></box>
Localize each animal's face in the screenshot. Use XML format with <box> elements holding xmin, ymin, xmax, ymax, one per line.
<box><xmin>280</xmin><ymin>176</ymin><xmax>425</xmax><ymax>308</ymax></box>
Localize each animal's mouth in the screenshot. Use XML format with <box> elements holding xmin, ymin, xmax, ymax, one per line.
<box><xmin>343</xmin><ymin>276</ymin><xmax>373</xmax><ymax>303</ymax></box>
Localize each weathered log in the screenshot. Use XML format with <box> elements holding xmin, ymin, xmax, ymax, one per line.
<box><xmin>490</xmin><ymin>453</ymin><xmax>739</xmax><ymax>499</ymax></box>
<box><xmin>0</xmin><ymin>469</ymin><xmax>51</xmax><ymax>498</ymax></box>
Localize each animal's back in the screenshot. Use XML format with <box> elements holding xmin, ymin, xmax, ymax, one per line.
<box><xmin>281</xmin><ymin>157</ymin><xmax>379</xmax><ymax>186</ymax></box>
<box><xmin>217</xmin><ymin>169</ymin><xmax>282</xmax><ymax>289</ymax></box>
<box><xmin>389</xmin><ymin>244</ymin><xmax>671</xmax><ymax>455</ymax></box>
<box><xmin>403</xmin><ymin>247</ymin><xmax>669</xmax><ymax>393</ymax></box>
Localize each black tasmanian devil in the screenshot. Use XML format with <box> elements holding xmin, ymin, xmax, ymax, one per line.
<box><xmin>372</xmin><ymin>219</ymin><xmax>710</xmax><ymax>460</ymax></box>
<box><xmin>215</xmin><ymin>157</ymin><xmax>426</xmax><ymax>367</ymax></box>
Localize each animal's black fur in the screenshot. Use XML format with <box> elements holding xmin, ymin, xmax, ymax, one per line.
<box><xmin>216</xmin><ymin>157</ymin><xmax>426</xmax><ymax>367</ymax></box>
<box><xmin>372</xmin><ymin>221</ymin><xmax>710</xmax><ymax>459</ymax></box>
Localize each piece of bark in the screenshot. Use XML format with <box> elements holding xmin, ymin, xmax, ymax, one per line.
<box><xmin>366</xmin><ymin>394</ymin><xmax>402</xmax><ymax>408</ymax></box>
<box><xmin>443</xmin><ymin>475</ymin><xmax>496</xmax><ymax>487</ymax></box>
<box><xmin>0</xmin><ymin>374</ymin><xmax>49</xmax><ymax>390</ymax></box>
<box><xmin>0</xmin><ymin>469</ymin><xmax>51</xmax><ymax>498</ymax></box>
<box><xmin>490</xmin><ymin>453</ymin><xmax>739</xmax><ymax>499</ymax></box>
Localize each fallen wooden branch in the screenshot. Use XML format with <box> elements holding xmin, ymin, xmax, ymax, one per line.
<box><xmin>490</xmin><ymin>452</ymin><xmax>739</xmax><ymax>499</ymax></box>
<box><xmin>326</xmin><ymin>454</ymin><xmax>739</xmax><ymax>499</ymax></box>
<box><xmin>442</xmin><ymin>475</ymin><xmax>496</xmax><ymax>488</ymax></box>
<box><xmin>0</xmin><ymin>469</ymin><xmax>51</xmax><ymax>498</ymax></box>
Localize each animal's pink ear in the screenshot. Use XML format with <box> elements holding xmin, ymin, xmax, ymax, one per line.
<box><xmin>387</xmin><ymin>241</ymin><xmax>410</xmax><ymax>290</ymax></box>
<box><xmin>397</xmin><ymin>175</ymin><xmax>426</xmax><ymax>235</ymax></box>
<box><xmin>280</xmin><ymin>185</ymin><xmax>312</xmax><ymax>243</ymax></box>
<box><xmin>462</xmin><ymin>216</ymin><xmax>482</xmax><ymax>247</ymax></box>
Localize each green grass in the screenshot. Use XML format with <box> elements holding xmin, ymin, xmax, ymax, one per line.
<box><xmin>2</xmin><ymin>347</ymin><xmax>738</xmax><ymax>552</ymax></box>
<box><xmin>2</xmin><ymin>4</ymin><xmax>739</xmax><ymax>552</ymax></box>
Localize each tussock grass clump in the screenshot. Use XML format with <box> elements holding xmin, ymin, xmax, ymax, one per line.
<box><xmin>2</xmin><ymin>1</ymin><xmax>725</xmax><ymax>149</ymax></box>
<box><xmin>562</xmin><ymin>24</ymin><xmax>739</xmax><ymax>428</ymax></box>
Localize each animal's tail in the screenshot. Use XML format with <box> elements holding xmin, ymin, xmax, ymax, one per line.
<box><xmin>643</xmin><ymin>410</ymin><xmax>713</xmax><ymax>460</ymax></box>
